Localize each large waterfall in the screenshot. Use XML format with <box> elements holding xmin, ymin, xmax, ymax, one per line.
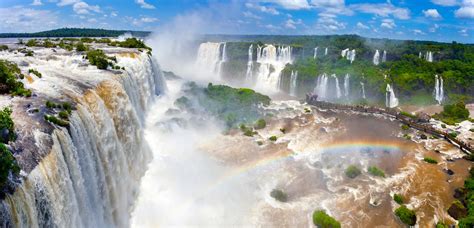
<box><xmin>373</xmin><ymin>50</ymin><xmax>380</xmax><ymax>65</ymax></box>
<box><xmin>314</xmin><ymin>74</ymin><xmax>344</xmax><ymax>101</ymax></box>
<box><xmin>195</xmin><ymin>42</ymin><xmax>226</xmax><ymax>79</ymax></box>
<box><xmin>324</xmin><ymin>47</ymin><xmax>328</xmax><ymax>56</ymax></box>
<box><xmin>386</xmin><ymin>84</ymin><xmax>399</xmax><ymax>108</ymax></box>
<box><xmin>426</xmin><ymin>51</ymin><xmax>433</xmax><ymax>62</ymax></box>
<box><xmin>344</xmin><ymin>74</ymin><xmax>350</xmax><ymax>97</ymax></box>
<box><xmin>314</xmin><ymin>73</ymin><xmax>329</xmax><ymax>100</ymax></box>
<box><xmin>314</xmin><ymin>47</ymin><xmax>318</xmax><ymax>58</ymax></box>
<box><xmin>341</xmin><ymin>49</ymin><xmax>355</xmax><ymax>63</ymax></box>
<box><xmin>245</xmin><ymin>44</ymin><xmax>254</xmax><ymax>83</ymax></box>
<box><xmin>0</xmin><ymin>51</ymin><xmax>165</xmax><ymax>227</ymax></box>
<box><xmin>289</xmin><ymin>70</ymin><xmax>298</xmax><ymax>97</ymax></box>
<box><xmin>434</xmin><ymin>74</ymin><xmax>444</xmax><ymax>104</ymax></box>
<box><xmin>254</xmin><ymin>44</ymin><xmax>292</xmax><ymax>93</ymax></box>
<box><xmin>332</xmin><ymin>74</ymin><xmax>342</xmax><ymax>99</ymax></box>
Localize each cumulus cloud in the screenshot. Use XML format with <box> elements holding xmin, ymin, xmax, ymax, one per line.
<box><xmin>351</xmin><ymin>3</ymin><xmax>410</xmax><ymax>19</ymax></box>
<box><xmin>126</xmin><ymin>16</ymin><xmax>159</xmax><ymax>26</ymax></box>
<box><xmin>459</xmin><ymin>28</ymin><xmax>469</xmax><ymax>36</ymax></box>
<box><xmin>265</xmin><ymin>24</ymin><xmax>280</xmax><ymax>30</ymax></box>
<box><xmin>356</xmin><ymin>22</ymin><xmax>369</xmax><ymax>29</ymax></box>
<box><xmin>316</xmin><ymin>14</ymin><xmax>346</xmax><ymax>31</ymax></box>
<box><xmin>431</xmin><ymin>0</ymin><xmax>458</xmax><ymax>6</ymax></box>
<box><xmin>284</xmin><ymin>18</ymin><xmax>302</xmax><ymax>29</ymax></box>
<box><xmin>73</xmin><ymin>2</ymin><xmax>100</xmax><ymax>14</ymax></box>
<box><xmin>243</xmin><ymin>11</ymin><xmax>262</xmax><ymax>20</ymax></box>
<box><xmin>258</xmin><ymin>0</ymin><xmax>310</xmax><ymax>10</ymax></box>
<box><xmin>31</xmin><ymin>0</ymin><xmax>42</xmax><ymax>6</ymax></box>
<box><xmin>135</xmin><ymin>0</ymin><xmax>155</xmax><ymax>9</ymax></box>
<box><xmin>380</xmin><ymin>19</ymin><xmax>396</xmax><ymax>29</ymax></box>
<box><xmin>413</xmin><ymin>29</ymin><xmax>426</xmax><ymax>35</ymax></box>
<box><xmin>423</xmin><ymin>9</ymin><xmax>442</xmax><ymax>19</ymax></box>
<box><xmin>245</xmin><ymin>3</ymin><xmax>280</xmax><ymax>15</ymax></box>
<box><xmin>57</xmin><ymin>0</ymin><xmax>79</xmax><ymax>6</ymax></box>
<box><xmin>0</xmin><ymin>6</ymin><xmax>58</xmax><ymax>32</ymax></box>
<box><xmin>455</xmin><ymin>0</ymin><xmax>474</xmax><ymax>18</ymax></box>
<box><xmin>429</xmin><ymin>23</ymin><xmax>440</xmax><ymax>32</ymax></box>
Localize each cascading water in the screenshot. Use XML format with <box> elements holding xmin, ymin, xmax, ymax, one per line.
<box><xmin>385</xmin><ymin>84</ymin><xmax>399</xmax><ymax>108</ymax></box>
<box><xmin>360</xmin><ymin>82</ymin><xmax>366</xmax><ymax>99</ymax></box>
<box><xmin>426</xmin><ymin>51</ymin><xmax>433</xmax><ymax>62</ymax></box>
<box><xmin>216</xmin><ymin>42</ymin><xmax>227</xmax><ymax>77</ymax></box>
<box><xmin>195</xmin><ymin>42</ymin><xmax>225</xmax><ymax>79</ymax></box>
<box><xmin>324</xmin><ymin>47</ymin><xmax>328</xmax><ymax>56</ymax></box>
<box><xmin>382</xmin><ymin>50</ymin><xmax>387</xmax><ymax>63</ymax></box>
<box><xmin>314</xmin><ymin>73</ymin><xmax>329</xmax><ymax>100</ymax></box>
<box><xmin>344</xmin><ymin>74</ymin><xmax>350</xmax><ymax>97</ymax></box>
<box><xmin>245</xmin><ymin>44</ymin><xmax>254</xmax><ymax>83</ymax></box>
<box><xmin>289</xmin><ymin>70</ymin><xmax>298</xmax><ymax>97</ymax></box>
<box><xmin>0</xmin><ymin>51</ymin><xmax>165</xmax><ymax>227</ymax></box>
<box><xmin>341</xmin><ymin>48</ymin><xmax>349</xmax><ymax>58</ymax></box>
<box><xmin>419</xmin><ymin>52</ymin><xmax>423</xmax><ymax>59</ymax></box>
<box><xmin>332</xmin><ymin>74</ymin><xmax>342</xmax><ymax>99</ymax></box>
<box><xmin>348</xmin><ymin>50</ymin><xmax>356</xmax><ymax>63</ymax></box>
<box><xmin>434</xmin><ymin>74</ymin><xmax>444</xmax><ymax>104</ymax></box>
<box><xmin>373</xmin><ymin>50</ymin><xmax>380</xmax><ymax>65</ymax></box>
<box><xmin>314</xmin><ymin>47</ymin><xmax>318</xmax><ymax>58</ymax></box>
<box><xmin>254</xmin><ymin>44</ymin><xmax>292</xmax><ymax>93</ymax></box>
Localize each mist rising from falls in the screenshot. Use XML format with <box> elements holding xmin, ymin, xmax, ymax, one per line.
<box><xmin>373</xmin><ymin>50</ymin><xmax>380</xmax><ymax>65</ymax></box>
<box><xmin>0</xmin><ymin>53</ymin><xmax>165</xmax><ymax>227</ymax></box>
<box><xmin>385</xmin><ymin>84</ymin><xmax>399</xmax><ymax>108</ymax></box>
<box><xmin>434</xmin><ymin>74</ymin><xmax>444</xmax><ymax>104</ymax></box>
<box><xmin>289</xmin><ymin>70</ymin><xmax>298</xmax><ymax>97</ymax></box>
<box><xmin>195</xmin><ymin>42</ymin><xmax>226</xmax><ymax>80</ymax></box>
<box><xmin>344</xmin><ymin>74</ymin><xmax>350</xmax><ymax>97</ymax></box>
<box><xmin>245</xmin><ymin>44</ymin><xmax>254</xmax><ymax>83</ymax></box>
<box><xmin>254</xmin><ymin>44</ymin><xmax>292</xmax><ymax>93</ymax></box>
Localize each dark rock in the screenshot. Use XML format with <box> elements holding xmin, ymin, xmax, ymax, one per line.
<box><xmin>417</xmin><ymin>112</ymin><xmax>431</xmax><ymax>123</ymax></box>
<box><xmin>319</xmin><ymin>127</ymin><xmax>327</xmax><ymax>133</ymax></box>
<box><xmin>454</xmin><ymin>188</ymin><xmax>467</xmax><ymax>199</ymax></box>
<box><xmin>0</xmin><ymin>128</ymin><xmax>9</xmax><ymax>143</ymax></box>
<box><xmin>444</xmin><ymin>169</ymin><xmax>455</xmax><ymax>175</ymax></box>
<box><xmin>448</xmin><ymin>200</ymin><xmax>468</xmax><ymax>219</ymax></box>
<box><xmin>420</xmin><ymin>134</ymin><xmax>427</xmax><ymax>140</ymax></box>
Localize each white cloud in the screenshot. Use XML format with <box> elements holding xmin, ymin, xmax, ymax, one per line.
<box><xmin>285</xmin><ymin>18</ymin><xmax>302</xmax><ymax>29</ymax></box>
<box><xmin>413</xmin><ymin>29</ymin><xmax>426</xmax><ymax>35</ymax></box>
<box><xmin>31</xmin><ymin>0</ymin><xmax>43</xmax><ymax>6</ymax></box>
<box><xmin>429</xmin><ymin>23</ymin><xmax>440</xmax><ymax>32</ymax></box>
<box><xmin>431</xmin><ymin>0</ymin><xmax>458</xmax><ymax>6</ymax></box>
<box><xmin>380</xmin><ymin>19</ymin><xmax>396</xmax><ymax>29</ymax></box>
<box><xmin>459</xmin><ymin>28</ymin><xmax>469</xmax><ymax>36</ymax></box>
<box><xmin>265</xmin><ymin>24</ymin><xmax>280</xmax><ymax>30</ymax></box>
<box><xmin>73</xmin><ymin>2</ymin><xmax>100</xmax><ymax>14</ymax></box>
<box><xmin>87</xmin><ymin>18</ymin><xmax>97</xmax><ymax>23</ymax></box>
<box><xmin>356</xmin><ymin>22</ymin><xmax>369</xmax><ymax>29</ymax></box>
<box><xmin>135</xmin><ymin>0</ymin><xmax>155</xmax><ymax>9</ymax></box>
<box><xmin>316</xmin><ymin>14</ymin><xmax>346</xmax><ymax>31</ymax></box>
<box><xmin>57</xmin><ymin>0</ymin><xmax>79</xmax><ymax>6</ymax></box>
<box><xmin>110</xmin><ymin>11</ymin><xmax>118</xmax><ymax>17</ymax></box>
<box><xmin>140</xmin><ymin>17</ymin><xmax>158</xmax><ymax>23</ymax></box>
<box><xmin>351</xmin><ymin>3</ymin><xmax>410</xmax><ymax>19</ymax></box>
<box><xmin>423</xmin><ymin>9</ymin><xmax>442</xmax><ymax>19</ymax></box>
<box><xmin>259</xmin><ymin>0</ymin><xmax>310</xmax><ymax>10</ymax></box>
<box><xmin>243</xmin><ymin>11</ymin><xmax>262</xmax><ymax>20</ymax></box>
<box><xmin>126</xmin><ymin>16</ymin><xmax>159</xmax><ymax>26</ymax></box>
<box><xmin>455</xmin><ymin>0</ymin><xmax>474</xmax><ymax>18</ymax></box>
<box><xmin>245</xmin><ymin>3</ymin><xmax>280</xmax><ymax>15</ymax></box>
<box><xmin>0</xmin><ymin>6</ymin><xmax>58</xmax><ymax>32</ymax></box>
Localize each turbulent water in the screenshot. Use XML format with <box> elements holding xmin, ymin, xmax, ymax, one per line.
<box><xmin>0</xmin><ymin>49</ymin><xmax>165</xmax><ymax>227</ymax></box>
<box><xmin>344</xmin><ymin>74</ymin><xmax>350</xmax><ymax>98</ymax></box>
<box><xmin>195</xmin><ymin>42</ymin><xmax>226</xmax><ymax>79</ymax></box>
<box><xmin>289</xmin><ymin>70</ymin><xmax>298</xmax><ymax>97</ymax></box>
<box><xmin>386</xmin><ymin>84</ymin><xmax>399</xmax><ymax>108</ymax></box>
<box><xmin>254</xmin><ymin>44</ymin><xmax>292</xmax><ymax>93</ymax></box>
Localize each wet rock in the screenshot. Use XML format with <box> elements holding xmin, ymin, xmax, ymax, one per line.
<box><xmin>417</xmin><ymin>112</ymin><xmax>431</xmax><ymax>123</ymax></box>
<box><xmin>420</xmin><ymin>134</ymin><xmax>427</xmax><ymax>140</ymax></box>
<box><xmin>319</xmin><ymin>127</ymin><xmax>327</xmax><ymax>133</ymax></box>
<box><xmin>0</xmin><ymin>128</ymin><xmax>9</xmax><ymax>143</ymax></box>
<box><xmin>454</xmin><ymin>188</ymin><xmax>467</xmax><ymax>199</ymax></box>
<box><xmin>448</xmin><ymin>200</ymin><xmax>468</xmax><ymax>219</ymax></box>
<box><xmin>444</xmin><ymin>169</ymin><xmax>455</xmax><ymax>175</ymax></box>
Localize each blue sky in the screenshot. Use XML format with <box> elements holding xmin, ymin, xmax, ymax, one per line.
<box><xmin>0</xmin><ymin>0</ymin><xmax>473</xmax><ymax>43</ymax></box>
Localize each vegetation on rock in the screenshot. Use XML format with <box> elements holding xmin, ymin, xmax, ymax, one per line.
<box><xmin>28</xmin><ymin>69</ymin><xmax>42</xmax><ymax>78</ymax></box>
<box><xmin>345</xmin><ymin>165</ymin><xmax>361</xmax><ymax>178</ymax></box>
<box><xmin>393</xmin><ymin>194</ymin><xmax>404</xmax><ymax>205</ymax></box>
<box><xmin>254</xmin><ymin>119</ymin><xmax>266</xmax><ymax>129</ymax></box>
<box><xmin>434</xmin><ymin>102</ymin><xmax>470</xmax><ymax>125</ymax></box>
<box><xmin>0</xmin><ymin>60</ymin><xmax>31</xmax><ymax>97</ymax></box>
<box><xmin>269</xmin><ymin>136</ymin><xmax>277</xmax><ymax>141</ymax></box>
<box><xmin>0</xmin><ymin>143</ymin><xmax>19</xmax><ymax>190</ymax></box>
<box><xmin>423</xmin><ymin>157</ymin><xmax>438</xmax><ymax>164</ymax></box>
<box><xmin>395</xmin><ymin>205</ymin><xmax>417</xmax><ymax>226</ymax></box>
<box><xmin>312</xmin><ymin>210</ymin><xmax>341</xmax><ymax>228</ymax></box>
<box><xmin>270</xmin><ymin>189</ymin><xmax>288</xmax><ymax>202</ymax></box>
<box><xmin>368</xmin><ymin>166</ymin><xmax>385</xmax><ymax>177</ymax></box>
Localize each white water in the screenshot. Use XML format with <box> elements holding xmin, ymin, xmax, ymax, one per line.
<box><xmin>426</xmin><ymin>51</ymin><xmax>433</xmax><ymax>62</ymax></box>
<box><xmin>344</xmin><ymin>74</ymin><xmax>350</xmax><ymax>97</ymax></box>
<box><xmin>434</xmin><ymin>74</ymin><xmax>444</xmax><ymax>104</ymax></box>
<box><xmin>382</xmin><ymin>50</ymin><xmax>387</xmax><ymax>63</ymax></box>
<box><xmin>314</xmin><ymin>73</ymin><xmax>329</xmax><ymax>100</ymax></box>
<box><xmin>348</xmin><ymin>50</ymin><xmax>356</xmax><ymax>63</ymax></box>
<box><xmin>195</xmin><ymin>42</ymin><xmax>225</xmax><ymax>80</ymax></box>
<box><xmin>245</xmin><ymin>44</ymin><xmax>254</xmax><ymax>83</ymax></box>
<box><xmin>341</xmin><ymin>48</ymin><xmax>349</xmax><ymax>58</ymax></box>
<box><xmin>314</xmin><ymin>47</ymin><xmax>318</xmax><ymax>58</ymax></box>
<box><xmin>333</xmin><ymin>74</ymin><xmax>342</xmax><ymax>99</ymax></box>
<box><xmin>386</xmin><ymin>84</ymin><xmax>399</xmax><ymax>108</ymax></box>
<box><xmin>373</xmin><ymin>50</ymin><xmax>380</xmax><ymax>65</ymax></box>
<box><xmin>254</xmin><ymin>44</ymin><xmax>292</xmax><ymax>93</ymax></box>
<box><xmin>325</xmin><ymin>47</ymin><xmax>328</xmax><ymax>56</ymax></box>
<box><xmin>289</xmin><ymin>70</ymin><xmax>298</xmax><ymax>97</ymax></box>
<box><xmin>360</xmin><ymin>82</ymin><xmax>366</xmax><ymax>99</ymax></box>
<box><xmin>217</xmin><ymin>42</ymin><xmax>227</xmax><ymax>77</ymax></box>
<box><xmin>0</xmin><ymin>50</ymin><xmax>165</xmax><ymax>227</ymax></box>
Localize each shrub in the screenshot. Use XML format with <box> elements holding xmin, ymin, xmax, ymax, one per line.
<box><xmin>269</xmin><ymin>135</ymin><xmax>277</xmax><ymax>141</ymax></box>
<box><xmin>0</xmin><ymin>108</ymin><xmax>15</xmax><ymax>143</ymax></box>
<box><xmin>62</xmin><ymin>102</ymin><xmax>72</xmax><ymax>113</ymax></box>
<box><xmin>345</xmin><ymin>165</ymin><xmax>361</xmax><ymax>178</ymax></box>
<box><xmin>44</xmin><ymin>115</ymin><xmax>69</xmax><ymax>127</ymax></box>
<box><xmin>58</xmin><ymin>111</ymin><xmax>69</xmax><ymax>120</ymax></box>
<box><xmin>28</xmin><ymin>69</ymin><xmax>42</xmax><ymax>78</ymax></box>
<box><xmin>368</xmin><ymin>166</ymin><xmax>385</xmax><ymax>177</ymax></box>
<box><xmin>434</xmin><ymin>102</ymin><xmax>470</xmax><ymax>125</ymax></box>
<box><xmin>0</xmin><ymin>143</ymin><xmax>20</xmax><ymax>189</ymax></box>
<box><xmin>304</xmin><ymin>108</ymin><xmax>311</xmax><ymax>113</ymax></box>
<box><xmin>254</xmin><ymin>119</ymin><xmax>266</xmax><ymax>129</ymax></box>
<box><xmin>43</xmin><ymin>39</ymin><xmax>55</xmax><ymax>48</ymax></box>
<box><xmin>244</xmin><ymin>129</ymin><xmax>257</xmax><ymax>137</ymax></box>
<box><xmin>118</xmin><ymin>38</ymin><xmax>151</xmax><ymax>50</ymax></box>
<box><xmin>400</xmin><ymin>111</ymin><xmax>416</xmax><ymax>119</ymax></box>
<box><xmin>25</xmin><ymin>39</ymin><xmax>37</xmax><ymax>47</ymax></box>
<box><xmin>86</xmin><ymin>49</ymin><xmax>110</xmax><ymax>70</ymax></box>
<box><xmin>312</xmin><ymin>210</ymin><xmax>341</xmax><ymax>228</ymax></box>
<box><xmin>25</xmin><ymin>50</ymin><xmax>34</xmax><ymax>57</ymax></box>
<box><xmin>270</xmin><ymin>189</ymin><xmax>288</xmax><ymax>202</ymax></box>
<box><xmin>0</xmin><ymin>60</ymin><xmax>31</xmax><ymax>97</ymax></box>
<box><xmin>0</xmin><ymin>45</ymin><xmax>8</xmax><ymax>51</ymax></box>
<box><xmin>280</xmin><ymin>128</ymin><xmax>286</xmax><ymax>134</ymax></box>
<box><xmin>257</xmin><ymin>141</ymin><xmax>263</xmax><ymax>146</ymax></box>
<box><xmin>76</xmin><ymin>42</ymin><xmax>87</xmax><ymax>52</ymax></box>
<box><xmin>423</xmin><ymin>157</ymin><xmax>438</xmax><ymax>164</ymax></box>
<box><xmin>395</xmin><ymin>205</ymin><xmax>416</xmax><ymax>226</ymax></box>
<box><xmin>393</xmin><ymin>194</ymin><xmax>404</xmax><ymax>204</ymax></box>
<box><xmin>441</xmin><ymin>124</ymin><xmax>446</xmax><ymax>128</ymax></box>
<box><xmin>45</xmin><ymin>101</ymin><xmax>58</xmax><ymax>109</ymax></box>
<box><xmin>449</xmin><ymin>132</ymin><xmax>458</xmax><ymax>138</ymax></box>
<box><xmin>401</xmin><ymin>124</ymin><xmax>410</xmax><ymax>130</ymax></box>
<box><xmin>436</xmin><ymin>221</ymin><xmax>448</xmax><ymax>228</ymax></box>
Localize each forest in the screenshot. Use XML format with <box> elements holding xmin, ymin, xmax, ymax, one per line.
<box><xmin>0</xmin><ymin>28</ymin><xmax>150</xmax><ymax>38</ymax></box>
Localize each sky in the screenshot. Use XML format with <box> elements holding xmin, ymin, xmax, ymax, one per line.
<box><xmin>0</xmin><ymin>0</ymin><xmax>473</xmax><ymax>43</ymax></box>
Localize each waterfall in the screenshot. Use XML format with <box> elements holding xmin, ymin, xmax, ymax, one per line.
<box><xmin>314</xmin><ymin>73</ymin><xmax>329</xmax><ymax>100</ymax></box>
<box><xmin>289</xmin><ymin>70</ymin><xmax>298</xmax><ymax>97</ymax></box>
<box><xmin>386</xmin><ymin>84</ymin><xmax>399</xmax><ymax>108</ymax></box>
<box><xmin>426</xmin><ymin>51</ymin><xmax>433</xmax><ymax>62</ymax></box>
<box><xmin>382</xmin><ymin>50</ymin><xmax>387</xmax><ymax>62</ymax></box>
<box><xmin>324</xmin><ymin>47</ymin><xmax>328</xmax><ymax>56</ymax></box>
<box><xmin>341</xmin><ymin>48</ymin><xmax>349</xmax><ymax>58</ymax></box>
<box><xmin>360</xmin><ymin>82</ymin><xmax>366</xmax><ymax>99</ymax></box>
<box><xmin>373</xmin><ymin>50</ymin><xmax>380</xmax><ymax>65</ymax></box>
<box><xmin>419</xmin><ymin>52</ymin><xmax>422</xmax><ymax>59</ymax></box>
<box><xmin>254</xmin><ymin>44</ymin><xmax>292</xmax><ymax>93</ymax></box>
<box><xmin>314</xmin><ymin>47</ymin><xmax>318</xmax><ymax>58</ymax></box>
<box><xmin>195</xmin><ymin>42</ymin><xmax>226</xmax><ymax>79</ymax></box>
<box><xmin>344</xmin><ymin>74</ymin><xmax>350</xmax><ymax>97</ymax></box>
<box><xmin>332</xmin><ymin>74</ymin><xmax>342</xmax><ymax>99</ymax></box>
<box><xmin>434</xmin><ymin>74</ymin><xmax>444</xmax><ymax>104</ymax></box>
<box><xmin>0</xmin><ymin>52</ymin><xmax>165</xmax><ymax>227</ymax></box>
<box><xmin>245</xmin><ymin>44</ymin><xmax>254</xmax><ymax>83</ymax></box>
<box><xmin>348</xmin><ymin>50</ymin><xmax>356</xmax><ymax>63</ymax></box>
